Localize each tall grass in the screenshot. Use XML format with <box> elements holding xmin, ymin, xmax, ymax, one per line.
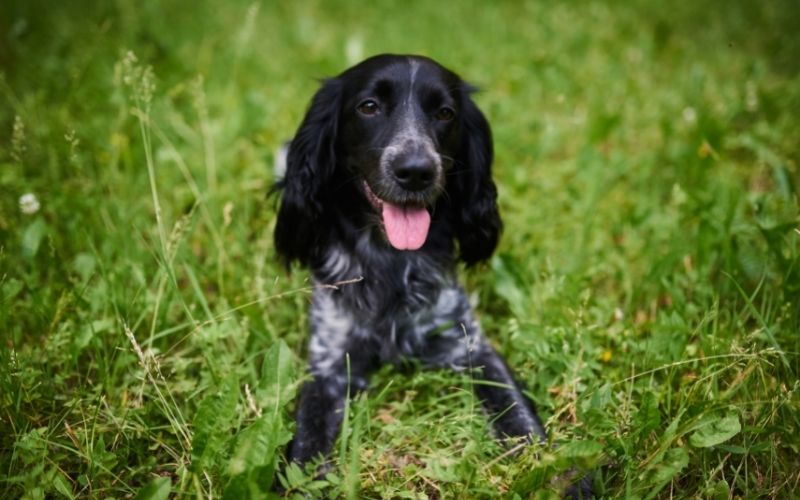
<box><xmin>1</xmin><ymin>0</ymin><xmax>799</xmax><ymax>497</ymax></box>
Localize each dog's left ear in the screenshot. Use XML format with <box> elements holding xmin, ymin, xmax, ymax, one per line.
<box><xmin>274</xmin><ymin>78</ymin><xmax>342</xmax><ymax>267</ymax></box>
<box><xmin>450</xmin><ymin>87</ymin><xmax>502</xmax><ymax>265</ymax></box>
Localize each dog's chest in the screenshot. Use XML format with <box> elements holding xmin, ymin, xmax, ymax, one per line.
<box><xmin>313</xmin><ymin>242</ymin><xmax>453</xmax><ymax>314</ymax></box>
<box><xmin>308</xmin><ymin>244</ymin><xmax>474</xmax><ymax>370</ymax></box>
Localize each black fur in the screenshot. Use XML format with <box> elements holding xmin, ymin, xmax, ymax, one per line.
<box><xmin>275</xmin><ymin>55</ymin><xmax>500</xmax><ymax>268</ymax></box>
<box><xmin>273</xmin><ymin>54</ymin><xmax>592</xmax><ymax>498</ymax></box>
<box><xmin>274</xmin><ymin>78</ymin><xmax>343</xmax><ymax>266</ymax></box>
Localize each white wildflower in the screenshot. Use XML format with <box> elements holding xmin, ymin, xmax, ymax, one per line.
<box><xmin>19</xmin><ymin>193</ymin><xmax>40</xmax><ymax>215</ymax></box>
<box><xmin>682</xmin><ymin>106</ymin><xmax>697</xmax><ymax>124</ymax></box>
<box><xmin>345</xmin><ymin>35</ymin><xmax>364</xmax><ymax>66</ymax></box>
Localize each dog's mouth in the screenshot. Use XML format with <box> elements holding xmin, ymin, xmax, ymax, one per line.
<box><xmin>363</xmin><ymin>181</ymin><xmax>431</xmax><ymax>251</ymax></box>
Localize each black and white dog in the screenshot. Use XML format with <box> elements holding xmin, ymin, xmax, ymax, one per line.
<box><xmin>274</xmin><ymin>54</ymin><xmax>591</xmax><ymax>497</ymax></box>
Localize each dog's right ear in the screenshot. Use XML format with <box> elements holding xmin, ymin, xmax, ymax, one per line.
<box><xmin>274</xmin><ymin>78</ymin><xmax>342</xmax><ymax>267</ymax></box>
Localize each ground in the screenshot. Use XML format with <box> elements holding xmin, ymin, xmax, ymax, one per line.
<box><xmin>1</xmin><ymin>0</ymin><xmax>799</xmax><ymax>498</ymax></box>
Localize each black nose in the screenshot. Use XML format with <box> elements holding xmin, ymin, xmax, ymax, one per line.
<box><xmin>392</xmin><ymin>155</ymin><xmax>436</xmax><ymax>191</ymax></box>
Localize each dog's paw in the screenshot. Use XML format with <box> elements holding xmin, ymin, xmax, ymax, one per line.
<box><xmin>563</xmin><ymin>474</ymin><xmax>594</xmax><ymax>499</ymax></box>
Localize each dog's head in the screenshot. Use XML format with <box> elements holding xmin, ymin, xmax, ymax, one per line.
<box><xmin>275</xmin><ymin>54</ymin><xmax>501</xmax><ymax>266</ymax></box>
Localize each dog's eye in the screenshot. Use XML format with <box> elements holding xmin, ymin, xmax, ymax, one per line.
<box><xmin>357</xmin><ymin>99</ymin><xmax>380</xmax><ymax>116</ymax></box>
<box><xmin>435</xmin><ymin>106</ymin><xmax>455</xmax><ymax>122</ymax></box>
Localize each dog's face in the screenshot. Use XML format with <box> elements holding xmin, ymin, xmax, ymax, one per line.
<box><xmin>276</xmin><ymin>54</ymin><xmax>501</xmax><ymax>266</ymax></box>
<box><xmin>336</xmin><ymin>56</ymin><xmax>463</xmax><ymax>250</ymax></box>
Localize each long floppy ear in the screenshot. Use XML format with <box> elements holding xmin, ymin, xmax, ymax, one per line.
<box><xmin>274</xmin><ymin>78</ymin><xmax>342</xmax><ymax>267</ymax></box>
<box><xmin>450</xmin><ymin>87</ymin><xmax>503</xmax><ymax>265</ymax></box>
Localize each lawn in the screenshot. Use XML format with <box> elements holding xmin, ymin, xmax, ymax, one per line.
<box><xmin>1</xmin><ymin>0</ymin><xmax>799</xmax><ymax>497</ymax></box>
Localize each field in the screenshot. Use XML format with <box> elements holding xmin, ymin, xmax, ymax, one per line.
<box><xmin>2</xmin><ymin>0</ymin><xmax>799</xmax><ymax>497</ymax></box>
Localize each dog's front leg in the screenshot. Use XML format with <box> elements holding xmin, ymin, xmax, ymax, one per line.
<box><xmin>472</xmin><ymin>343</ymin><xmax>594</xmax><ymax>498</ymax></box>
<box><xmin>287</xmin><ymin>369</ymin><xmax>363</xmax><ymax>466</ymax></box>
<box><xmin>470</xmin><ymin>343</ymin><xmax>548</xmax><ymax>442</ymax></box>
<box><xmin>288</xmin><ymin>329</ymin><xmax>374</xmax><ymax>467</ymax></box>
<box><xmin>287</xmin><ymin>288</ymin><xmax>376</xmax><ymax>466</ymax></box>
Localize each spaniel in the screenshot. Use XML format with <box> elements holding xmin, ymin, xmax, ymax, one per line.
<box><xmin>274</xmin><ymin>54</ymin><xmax>592</xmax><ymax>498</ymax></box>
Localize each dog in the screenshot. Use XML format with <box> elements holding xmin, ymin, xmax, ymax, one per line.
<box><xmin>274</xmin><ymin>54</ymin><xmax>592</xmax><ymax>497</ymax></box>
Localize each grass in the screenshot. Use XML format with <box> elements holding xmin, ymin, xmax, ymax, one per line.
<box><xmin>1</xmin><ymin>0</ymin><xmax>799</xmax><ymax>497</ymax></box>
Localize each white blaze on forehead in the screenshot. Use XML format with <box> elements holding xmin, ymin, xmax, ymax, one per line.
<box><xmin>407</xmin><ymin>57</ymin><xmax>420</xmax><ymax>105</ymax></box>
<box><xmin>398</xmin><ymin>58</ymin><xmax>425</xmax><ymax>142</ymax></box>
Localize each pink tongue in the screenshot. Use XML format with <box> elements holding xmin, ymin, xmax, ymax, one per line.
<box><xmin>382</xmin><ymin>202</ymin><xmax>431</xmax><ymax>250</ymax></box>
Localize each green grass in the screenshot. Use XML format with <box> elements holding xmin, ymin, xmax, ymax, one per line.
<box><xmin>2</xmin><ymin>0</ymin><xmax>799</xmax><ymax>497</ymax></box>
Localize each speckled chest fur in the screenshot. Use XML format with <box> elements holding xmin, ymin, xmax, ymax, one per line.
<box><xmin>307</xmin><ymin>236</ymin><xmax>481</xmax><ymax>378</ymax></box>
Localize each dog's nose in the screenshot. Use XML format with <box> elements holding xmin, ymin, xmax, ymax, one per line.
<box><xmin>392</xmin><ymin>155</ymin><xmax>436</xmax><ymax>191</ymax></box>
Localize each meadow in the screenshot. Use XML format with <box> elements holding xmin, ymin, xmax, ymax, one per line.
<box><xmin>1</xmin><ymin>0</ymin><xmax>799</xmax><ymax>497</ymax></box>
